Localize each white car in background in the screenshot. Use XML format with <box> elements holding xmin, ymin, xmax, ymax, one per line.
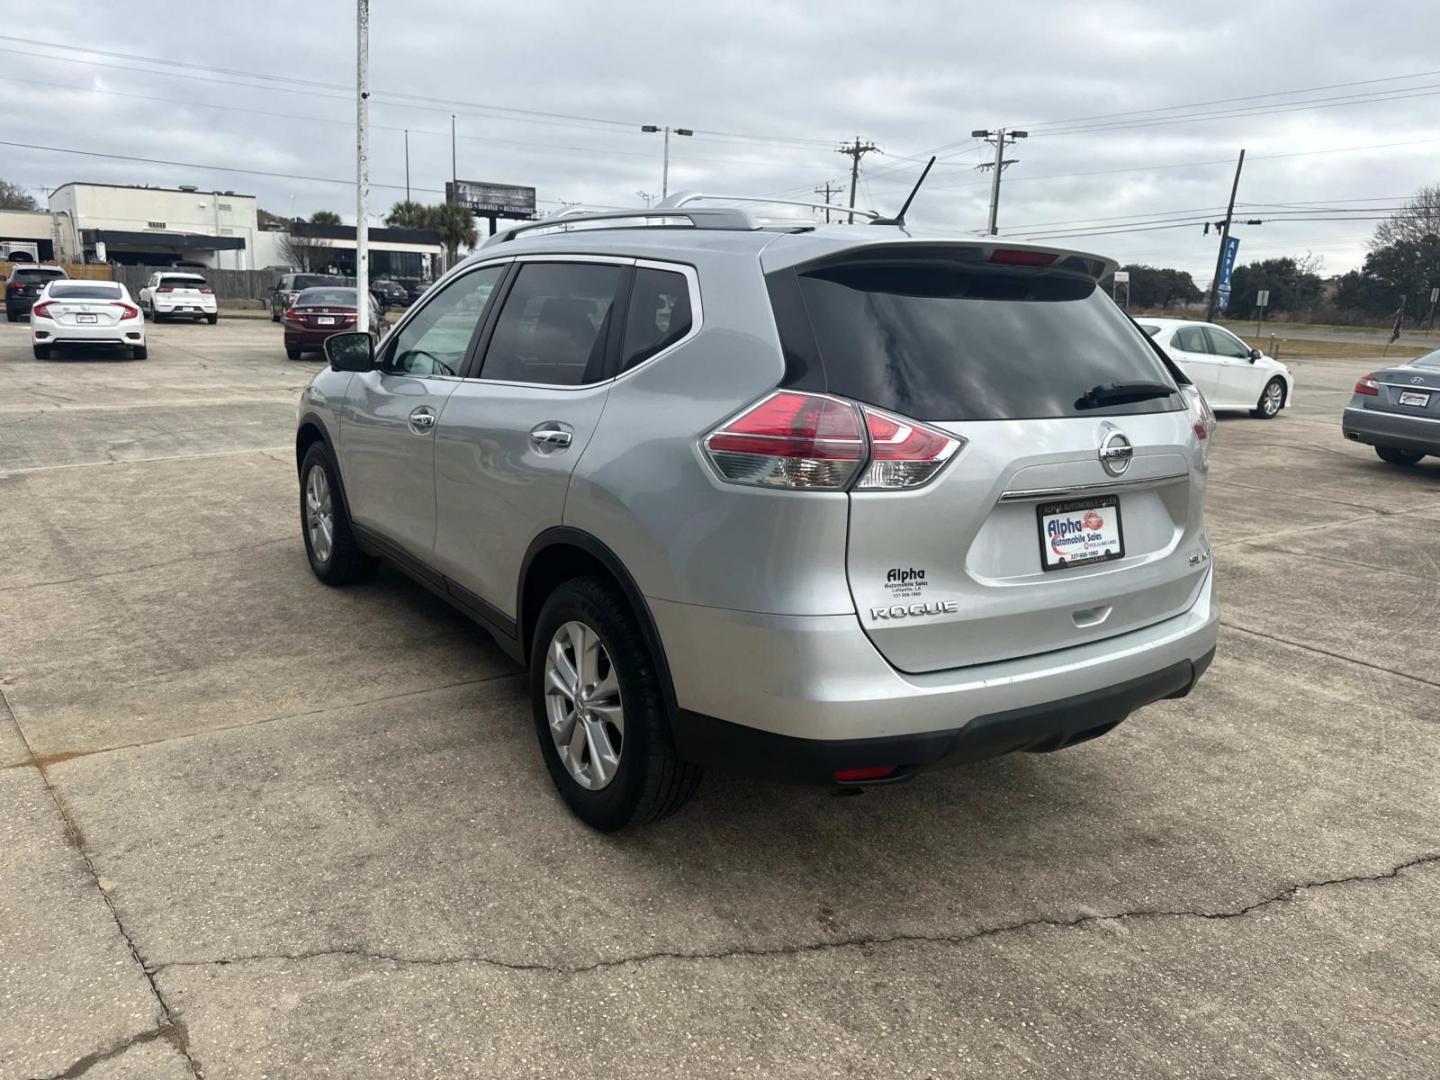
<box><xmin>1138</xmin><ymin>318</ymin><xmax>1293</xmax><ymax>418</ymax></box>
<box><xmin>30</xmin><ymin>280</ymin><xmax>146</xmax><ymax>360</ymax></box>
<box><xmin>138</xmin><ymin>271</ymin><xmax>219</xmax><ymax>324</ymax></box>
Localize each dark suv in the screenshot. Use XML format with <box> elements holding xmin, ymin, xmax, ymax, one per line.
<box><xmin>6</xmin><ymin>265</ymin><xmax>69</xmax><ymax>321</ymax></box>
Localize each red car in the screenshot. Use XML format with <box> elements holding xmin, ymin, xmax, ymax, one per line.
<box><xmin>282</xmin><ymin>287</ymin><xmax>382</xmax><ymax>360</ymax></box>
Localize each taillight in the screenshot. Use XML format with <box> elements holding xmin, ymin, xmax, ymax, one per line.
<box><xmin>157</xmin><ymin>286</ymin><xmax>173</xmax><ymax>293</ymax></box>
<box><xmin>704</xmin><ymin>390</ymin><xmax>865</xmax><ymax>489</ymax></box>
<box><xmin>856</xmin><ymin>407</ymin><xmax>961</xmax><ymax>490</ymax></box>
<box><xmin>1354</xmin><ymin>374</ymin><xmax>1380</xmax><ymax>396</ymax></box>
<box><xmin>702</xmin><ymin>390</ymin><xmax>963</xmax><ymax>491</ymax></box>
<box><xmin>30</xmin><ymin>300</ymin><xmax>53</xmax><ymax>318</ymax></box>
<box><xmin>116</xmin><ymin>303</ymin><xmax>138</xmax><ymax>320</ymax></box>
<box><xmin>989</xmin><ymin>248</ymin><xmax>1057</xmax><ymax>266</ymax></box>
<box><xmin>1181</xmin><ymin>384</ymin><xmax>1215</xmax><ymax>462</ymax></box>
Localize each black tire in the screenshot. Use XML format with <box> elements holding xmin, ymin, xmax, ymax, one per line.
<box><xmin>271</xmin><ymin>308</ymin><xmax>281</xmax><ymax>323</ymax></box>
<box><xmin>131</xmin><ymin>344</ymin><xmax>147</xmax><ymax>360</ymax></box>
<box><xmin>5</xmin><ymin>311</ymin><xmax>17</xmax><ymax>323</ymax></box>
<box><xmin>1251</xmin><ymin>377</ymin><xmax>1286</xmax><ymax>419</ymax></box>
<box><xmin>32</xmin><ymin>344</ymin><xmax>50</xmax><ymax>360</ymax></box>
<box><xmin>529</xmin><ymin>577</ymin><xmax>701</xmax><ymax>831</ymax></box>
<box><xmin>206</xmin><ymin>314</ymin><xmax>218</xmax><ymax>325</ymax></box>
<box><xmin>153</xmin><ymin>311</ymin><xmax>165</xmax><ymax>324</ymax></box>
<box><xmin>298</xmin><ymin>443</ymin><xmax>378</xmax><ymax>586</ymax></box>
<box><xmin>1376</xmin><ymin>446</ymin><xmax>1424</xmax><ymax>467</ymax></box>
<box><xmin>286</xmin><ymin>345</ymin><xmax>303</xmax><ymax>360</ymax></box>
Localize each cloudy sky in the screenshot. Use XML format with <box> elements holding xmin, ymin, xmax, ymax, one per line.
<box><xmin>4</xmin><ymin>0</ymin><xmax>1438</xmax><ymax>284</ymax></box>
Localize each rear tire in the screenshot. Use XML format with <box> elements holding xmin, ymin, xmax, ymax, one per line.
<box><xmin>5</xmin><ymin>311</ymin><xmax>17</xmax><ymax>323</ymax></box>
<box><xmin>299</xmin><ymin>443</ymin><xmax>378</xmax><ymax>585</ymax></box>
<box><xmin>206</xmin><ymin>314</ymin><xmax>218</xmax><ymax>325</ymax></box>
<box><xmin>1252</xmin><ymin>377</ymin><xmax>1285</xmax><ymax>418</ymax></box>
<box><xmin>131</xmin><ymin>344</ymin><xmax>147</xmax><ymax>360</ymax></box>
<box><xmin>285</xmin><ymin>345</ymin><xmax>303</xmax><ymax>360</ymax></box>
<box><xmin>271</xmin><ymin>308</ymin><xmax>280</xmax><ymax>323</ymax></box>
<box><xmin>32</xmin><ymin>344</ymin><xmax>50</xmax><ymax>360</ymax></box>
<box><xmin>530</xmin><ymin>577</ymin><xmax>701</xmax><ymax>831</ymax></box>
<box><xmin>1376</xmin><ymin>446</ymin><xmax>1424</xmax><ymax>467</ymax></box>
<box><xmin>153</xmin><ymin>311</ymin><xmax>165</xmax><ymax>324</ymax></box>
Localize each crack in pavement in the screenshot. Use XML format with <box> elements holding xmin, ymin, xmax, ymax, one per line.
<box><xmin>29</xmin><ymin>1023</ymin><xmax>185</xmax><ymax>1080</ymax></box>
<box><xmin>148</xmin><ymin>851</ymin><xmax>1440</xmax><ymax>979</ymax></box>
<box><xmin>2</xmin><ymin>536</ymin><xmax>295</xmax><ymax>594</ymax></box>
<box><xmin>1221</xmin><ymin>621</ymin><xmax>1440</xmax><ymax>690</ymax></box>
<box><xmin>1</xmin><ymin>688</ymin><xmax>204</xmax><ymax>1080</ymax></box>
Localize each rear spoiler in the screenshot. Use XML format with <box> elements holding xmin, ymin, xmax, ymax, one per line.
<box><xmin>772</xmin><ymin>240</ymin><xmax>1114</xmax><ymax>282</ymax></box>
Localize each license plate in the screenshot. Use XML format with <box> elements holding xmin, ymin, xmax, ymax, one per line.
<box><xmin>316</xmin><ymin>316</ymin><xmax>335</xmax><ymax>325</ymax></box>
<box><xmin>75</xmin><ymin>313</ymin><xmax>97</xmax><ymax>323</ymax></box>
<box><xmin>1398</xmin><ymin>390</ymin><xmax>1430</xmax><ymax>407</ymax></box>
<box><xmin>1037</xmin><ymin>495</ymin><xmax>1125</xmax><ymax>572</ymax></box>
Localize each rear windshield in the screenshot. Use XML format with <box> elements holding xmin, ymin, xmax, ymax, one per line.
<box><xmin>1413</xmin><ymin>349</ymin><xmax>1440</xmax><ymax>369</ymax></box>
<box><xmin>785</xmin><ymin>264</ymin><xmax>1180</xmax><ymax>421</ymax></box>
<box><xmin>160</xmin><ymin>276</ymin><xmax>206</xmax><ymax>288</ymax></box>
<box><xmin>12</xmin><ymin>268</ymin><xmax>66</xmax><ymax>283</ymax></box>
<box><xmin>296</xmin><ymin>288</ymin><xmax>356</xmax><ymax>306</ymax></box>
<box><xmin>50</xmin><ymin>284</ymin><xmax>123</xmax><ymax>300</ymax></box>
<box><xmin>294</xmin><ymin>275</ymin><xmax>345</xmax><ymax>290</ymax></box>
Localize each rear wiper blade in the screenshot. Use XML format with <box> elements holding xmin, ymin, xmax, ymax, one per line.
<box><xmin>1075</xmin><ymin>381</ymin><xmax>1178</xmax><ymax>409</ymax></box>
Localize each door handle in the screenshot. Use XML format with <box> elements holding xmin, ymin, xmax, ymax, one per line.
<box><xmin>408</xmin><ymin>406</ymin><xmax>437</xmax><ymax>435</ymax></box>
<box><xmin>529</xmin><ymin>425</ymin><xmax>573</xmax><ymax>450</ymax></box>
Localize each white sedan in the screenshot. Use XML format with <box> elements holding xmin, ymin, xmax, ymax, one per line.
<box><xmin>30</xmin><ymin>280</ymin><xmax>147</xmax><ymax>360</ymax></box>
<box><xmin>1138</xmin><ymin>318</ymin><xmax>1294</xmax><ymax>418</ymax></box>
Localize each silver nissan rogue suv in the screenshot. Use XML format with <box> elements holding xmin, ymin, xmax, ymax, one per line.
<box><xmin>295</xmin><ymin>200</ymin><xmax>1219</xmax><ymax>831</ymax></box>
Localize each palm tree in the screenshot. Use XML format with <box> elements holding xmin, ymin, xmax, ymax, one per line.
<box><xmin>310</xmin><ymin>210</ymin><xmax>342</xmax><ymax>225</ymax></box>
<box><xmin>385</xmin><ymin>201</ymin><xmax>431</xmax><ymax>228</ymax></box>
<box><xmin>429</xmin><ymin>202</ymin><xmax>478</xmax><ymax>265</ymax></box>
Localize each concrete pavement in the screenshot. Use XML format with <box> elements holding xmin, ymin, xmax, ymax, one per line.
<box><xmin>1</xmin><ymin>318</ymin><xmax>1437</xmax><ymax>1078</ymax></box>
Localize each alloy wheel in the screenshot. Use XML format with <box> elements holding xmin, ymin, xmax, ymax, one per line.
<box><xmin>304</xmin><ymin>463</ymin><xmax>335</xmax><ymax>564</ymax></box>
<box><xmin>1262</xmin><ymin>381</ymin><xmax>1283</xmax><ymax>416</ymax></box>
<box><xmin>544</xmin><ymin>620</ymin><xmax>625</xmax><ymax>790</ymax></box>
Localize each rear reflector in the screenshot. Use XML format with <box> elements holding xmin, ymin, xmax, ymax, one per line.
<box><xmin>856</xmin><ymin>407</ymin><xmax>962</xmax><ymax>490</ymax></box>
<box><xmin>704</xmin><ymin>390</ymin><xmax>865</xmax><ymax>489</ymax></box>
<box><xmin>989</xmin><ymin>248</ymin><xmax>1057</xmax><ymax>266</ymax></box>
<box><xmin>1354</xmin><ymin>374</ymin><xmax>1380</xmax><ymax>396</ymax></box>
<box><xmin>833</xmin><ymin>766</ymin><xmax>897</xmax><ymax>782</ymax></box>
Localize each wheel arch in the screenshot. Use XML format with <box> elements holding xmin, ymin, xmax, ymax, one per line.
<box><xmin>295</xmin><ymin>412</ymin><xmax>360</xmax><ymax>527</ymax></box>
<box><xmin>518</xmin><ymin>528</ymin><xmax>678</xmax><ymax>714</ymax></box>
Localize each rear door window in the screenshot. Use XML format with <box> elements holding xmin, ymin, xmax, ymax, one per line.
<box><xmin>1173</xmin><ymin>326</ymin><xmax>1209</xmax><ymax>353</ymax></box>
<box><xmin>621</xmin><ymin>267</ymin><xmax>693</xmax><ymax>371</ymax></box>
<box><xmin>786</xmin><ymin>263</ymin><xmax>1179</xmax><ymax>421</ymax></box>
<box><xmin>480</xmin><ymin>262</ymin><xmax>625</xmax><ymax>386</ymax></box>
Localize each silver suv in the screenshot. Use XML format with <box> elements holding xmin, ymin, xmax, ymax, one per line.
<box><xmin>295</xmin><ymin>201</ymin><xmax>1219</xmax><ymax>830</ymax></box>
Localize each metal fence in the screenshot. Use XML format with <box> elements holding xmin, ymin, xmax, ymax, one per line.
<box><xmin>109</xmin><ymin>266</ymin><xmax>277</xmax><ymax>302</ymax></box>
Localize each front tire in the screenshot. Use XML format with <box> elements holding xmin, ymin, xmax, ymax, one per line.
<box><xmin>1376</xmin><ymin>446</ymin><xmax>1424</xmax><ymax>467</ymax></box>
<box><xmin>1252</xmin><ymin>377</ymin><xmax>1285</xmax><ymax>418</ymax></box>
<box><xmin>299</xmin><ymin>443</ymin><xmax>378</xmax><ymax>585</ymax></box>
<box><xmin>530</xmin><ymin>577</ymin><xmax>701</xmax><ymax>831</ymax></box>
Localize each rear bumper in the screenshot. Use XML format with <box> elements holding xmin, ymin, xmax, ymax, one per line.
<box><xmin>285</xmin><ymin>328</ymin><xmax>353</xmax><ymax>348</ymax></box>
<box><xmin>154</xmin><ymin>300</ymin><xmax>217</xmax><ymax>314</ymax></box>
<box><xmin>655</xmin><ymin>567</ymin><xmax>1219</xmax><ymax>779</ymax></box>
<box><xmin>1342</xmin><ymin>406</ymin><xmax>1440</xmax><ymax>454</ymax></box>
<box><xmin>32</xmin><ymin>321</ymin><xmax>142</xmax><ymax>346</ymax></box>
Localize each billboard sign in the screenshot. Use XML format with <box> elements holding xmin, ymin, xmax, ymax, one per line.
<box><xmin>1216</xmin><ymin>235</ymin><xmax>1240</xmax><ymax>313</ymax></box>
<box><xmin>446</xmin><ymin>180</ymin><xmax>536</xmax><ymax>220</ymax></box>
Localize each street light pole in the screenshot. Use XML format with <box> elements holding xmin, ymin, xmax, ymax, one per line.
<box><xmin>641</xmin><ymin>125</ymin><xmax>693</xmax><ymax>199</ymax></box>
<box><xmin>355</xmin><ymin>0</ymin><xmax>370</xmax><ymax>335</ymax></box>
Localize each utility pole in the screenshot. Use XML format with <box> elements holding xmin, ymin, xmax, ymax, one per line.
<box><xmin>450</xmin><ymin>115</ymin><xmax>457</xmax><ymax>190</ymax></box>
<box><xmin>641</xmin><ymin>125</ymin><xmax>693</xmax><ymax>199</ymax></box>
<box><xmin>814</xmin><ymin>180</ymin><xmax>842</xmax><ymax>224</ymax></box>
<box><xmin>636</xmin><ymin>191</ymin><xmax>654</xmax><ymax>207</ymax></box>
<box><xmin>836</xmin><ymin>137</ymin><xmax>878</xmax><ymax>223</ymax></box>
<box><xmin>971</xmin><ymin>128</ymin><xmax>1027</xmax><ymax>234</ymax></box>
<box><xmin>404</xmin><ymin>129</ymin><xmax>410</xmax><ymax>203</ymax></box>
<box><xmin>1205</xmin><ymin>149</ymin><xmax>1246</xmax><ymax>324</ymax></box>
<box><xmin>355</xmin><ymin>0</ymin><xmax>370</xmax><ymax>335</ymax></box>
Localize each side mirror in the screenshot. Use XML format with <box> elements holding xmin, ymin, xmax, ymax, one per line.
<box><xmin>325</xmin><ymin>331</ymin><xmax>376</xmax><ymax>372</ymax></box>
<box><xmin>1249</xmin><ymin>348</ymin><xmax>1262</xmax><ymax>362</ymax></box>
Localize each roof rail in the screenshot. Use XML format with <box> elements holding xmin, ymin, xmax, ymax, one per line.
<box><xmin>657</xmin><ymin>191</ymin><xmax>880</xmax><ymax>220</ymax></box>
<box><xmin>481</xmin><ymin>206</ymin><xmax>761</xmax><ymax>247</ymax></box>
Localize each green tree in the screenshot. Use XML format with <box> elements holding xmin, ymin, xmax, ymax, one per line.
<box><xmin>1335</xmin><ymin>235</ymin><xmax>1440</xmax><ymax>320</ymax></box>
<box><xmin>1229</xmin><ymin>256</ymin><xmax>1324</xmax><ymax>314</ymax></box>
<box><xmin>428</xmin><ymin>202</ymin><xmax>478</xmax><ymax>264</ymax></box>
<box><xmin>310</xmin><ymin>210</ymin><xmax>342</xmax><ymax>226</ymax></box>
<box><xmin>1099</xmin><ymin>264</ymin><xmax>1202</xmax><ymax>310</ymax></box>
<box><xmin>0</xmin><ymin>179</ymin><xmax>39</xmax><ymax>211</ymax></box>
<box><xmin>385</xmin><ymin>200</ymin><xmax>432</xmax><ymax>228</ymax></box>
